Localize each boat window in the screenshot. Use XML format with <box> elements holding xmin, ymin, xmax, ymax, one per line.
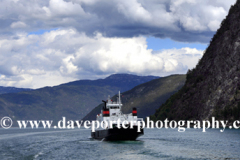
<box><xmin>110</xmin><ymin>107</ymin><xmax>119</xmax><ymax>109</ymax></box>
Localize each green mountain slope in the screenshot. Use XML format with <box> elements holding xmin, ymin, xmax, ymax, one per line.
<box><xmin>151</xmin><ymin>0</ymin><xmax>240</xmax><ymax>122</ymax></box>
<box><xmin>0</xmin><ymin>74</ymin><xmax>158</xmax><ymax>123</ymax></box>
<box><xmin>82</xmin><ymin>75</ymin><xmax>186</xmax><ymax>121</ymax></box>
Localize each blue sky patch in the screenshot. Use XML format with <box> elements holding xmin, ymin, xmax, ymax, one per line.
<box><xmin>147</xmin><ymin>37</ymin><xmax>208</xmax><ymax>51</ymax></box>
<box><xmin>28</xmin><ymin>28</ymin><xmax>59</xmax><ymax>35</ymax></box>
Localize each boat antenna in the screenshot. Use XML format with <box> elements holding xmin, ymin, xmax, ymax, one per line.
<box><xmin>119</xmin><ymin>91</ymin><xmax>121</xmax><ymax>104</ymax></box>
<box><xmin>102</xmin><ymin>100</ymin><xmax>107</xmax><ymax>109</ymax></box>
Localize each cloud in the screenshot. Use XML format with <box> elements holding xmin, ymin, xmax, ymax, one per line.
<box><xmin>0</xmin><ymin>0</ymin><xmax>235</xmax><ymax>88</ymax></box>
<box><xmin>0</xmin><ymin>0</ymin><xmax>236</xmax><ymax>43</ymax></box>
<box><xmin>10</xmin><ymin>21</ymin><xmax>27</xmax><ymax>29</ymax></box>
<box><xmin>0</xmin><ymin>29</ymin><xmax>203</xmax><ymax>88</ymax></box>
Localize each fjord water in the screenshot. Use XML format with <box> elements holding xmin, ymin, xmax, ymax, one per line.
<box><xmin>0</xmin><ymin>128</ymin><xmax>239</xmax><ymax>160</ymax></box>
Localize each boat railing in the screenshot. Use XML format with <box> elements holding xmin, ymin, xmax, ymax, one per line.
<box><xmin>137</xmin><ymin>118</ymin><xmax>144</xmax><ymax>122</ymax></box>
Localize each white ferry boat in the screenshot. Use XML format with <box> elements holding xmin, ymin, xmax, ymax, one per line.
<box><xmin>91</xmin><ymin>91</ymin><xmax>144</xmax><ymax>141</ymax></box>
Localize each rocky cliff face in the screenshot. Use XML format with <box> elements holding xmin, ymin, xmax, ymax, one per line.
<box><xmin>152</xmin><ymin>0</ymin><xmax>240</xmax><ymax>122</ymax></box>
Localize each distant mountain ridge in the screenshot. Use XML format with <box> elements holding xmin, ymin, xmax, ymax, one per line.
<box><xmin>62</xmin><ymin>74</ymin><xmax>159</xmax><ymax>92</ymax></box>
<box><xmin>151</xmin><ymin>0</ymin><xmax>240</xmax><ymax>122</ymax></box>
<box><xmin>0</xmin><ymin>74</ymin><xmax>159</xmax><ymax>124</ymax></box>
<box><xmin>82</xmin><ymin>74</ymin><xmax>186</xmax><ymax>121</ymax></box>
<box><xmin>0</xmin><ymin>86</ymin><xmax>32</xmax><ymax>94</ymax></box>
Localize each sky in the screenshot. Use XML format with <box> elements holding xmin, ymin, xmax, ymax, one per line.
<box><xmin>0</xmin><ymin>0</ymin><xmax>237</xmax><ymax>89</ymax></box>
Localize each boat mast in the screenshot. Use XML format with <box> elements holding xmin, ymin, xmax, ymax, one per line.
<box><xmin>119</xmin><ymin>91</ymin><xmax>121</xmax><ymax>104</ymax></box>
<box><xmin>119</xmin><ymin>91</ymin><xmax>121</xmax><ymax>110</ymax></box>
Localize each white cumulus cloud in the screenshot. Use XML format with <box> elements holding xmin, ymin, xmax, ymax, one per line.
<box><xmin>0</xmin><ymin>29</ymin><xmax>204</xmax><ymax>88</ymax></box>
<box><xmin>0</xmin><ymin>0</ymin><xmax>236</xmax><ymax>88</ymax></box>
<box><xmin>10</xmin><ymin>21</ymin><xmax>27</xmax><ymax>29</ymax></box>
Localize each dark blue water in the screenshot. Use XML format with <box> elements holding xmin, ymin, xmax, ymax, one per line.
<box><xmin>0</xmin><ymin>128</ymin><xmax>239</xmax><ymax>159</ymax></box>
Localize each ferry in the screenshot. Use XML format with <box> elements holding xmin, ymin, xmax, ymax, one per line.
<box><xmin>91</xmin><ymin>91</ymin><xmax>144</xmax><ymax>141</ymax></box>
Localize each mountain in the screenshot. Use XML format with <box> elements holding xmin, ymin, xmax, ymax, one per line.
<box><xmin>151</xmin><ymin>0</ymin><xmax>240</xmax><ymax>122</ymax></box>
<box><xmin>0</xmin><ymin>86</ymin><xmax>32</xmax><ymax>94</ymax></box>
<box><xmin>82</xmin><ymin>74</ymin><xmax>186</xmax><ymax>121</ymax></box>
<box><xmin>0</xmin><ymin>74</ymin><xmax>158</xmax><ymax>123</ymax></box>
<box><xmin>63</xmin><ymin>74</ymin><xmax>159</xmax><ymax>92</ymax></box>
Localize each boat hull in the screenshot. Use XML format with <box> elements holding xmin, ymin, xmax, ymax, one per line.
<box><xmin>91</xmin><ymin>126</ymin><xmax>144</xmax><ymax>141</ymax></box>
